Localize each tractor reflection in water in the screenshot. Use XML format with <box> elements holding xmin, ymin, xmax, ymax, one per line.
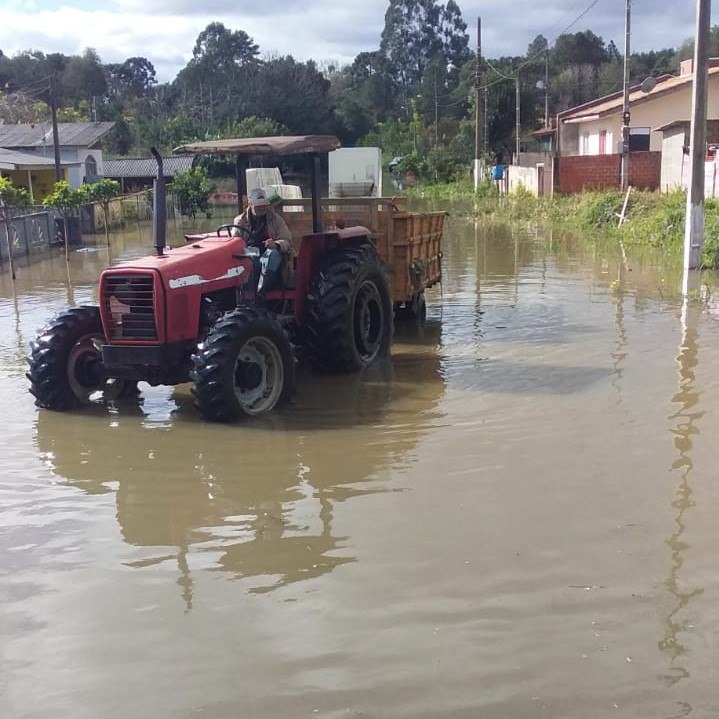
<box><xmin>35</xmin><ymin>322</ymin><xmax>444</xmax><ymax>604</ymax></box>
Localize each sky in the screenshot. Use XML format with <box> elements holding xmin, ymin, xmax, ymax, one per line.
<box><xmin>2</xmin><ymin>0</ymin><xmax>718</xmax><ymax>84</ymax></box>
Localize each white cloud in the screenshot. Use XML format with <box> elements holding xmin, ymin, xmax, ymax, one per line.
<box><xmin>1</xmin><ymin>0</ymin><xmax>717</xmax><ymax>84</ymax></box>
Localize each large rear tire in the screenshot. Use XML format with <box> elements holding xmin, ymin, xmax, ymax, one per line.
<box><xmin>27</xmin><ymin>305</ymin><xmax>133</xmax><ymax>410</ymax></box>
<box><xmin>190</xmin><ymin>307</ymin><xmax>294</xmax><ymax>422</ymax></box>
<box><xmin>304</xmin><ymin>243</ymin><xmax>393</xmax><ymax>373</ymax></box>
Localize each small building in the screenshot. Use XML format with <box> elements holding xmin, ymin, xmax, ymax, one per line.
<box><xmin>102</xmin><ymin>155</ymin><xmax>195</xmax><ymax>193</ymax></box>
<box><xmin>0</xmin><ymin>148</ymin><xmax>79</xmax><ymax>203</ymax></box>
<box><xmin>554</xmin><ymin>59</ymin><xmax>719</xmax><ymax>192</ymax></box>
<box><xmin>0</xmin><ymin>122</ymin><xmax>115</xmax><ymax>200</ymax></box>
<box><xmin>655</xmin><ymin>119</ymin><xmax>719</xmax><ymax>196</ymax></box>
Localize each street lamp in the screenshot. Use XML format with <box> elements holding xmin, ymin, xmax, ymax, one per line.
<box><xmin>434</xmin><ymin>61</ymin><xmax>456</xmax><ymax>147</ymax></box>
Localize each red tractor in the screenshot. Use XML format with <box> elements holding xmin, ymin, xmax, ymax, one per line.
<box><xmin>27</xmin><ymin>136</ymin><xmax>394</xmax><ymax>421</ymax></box>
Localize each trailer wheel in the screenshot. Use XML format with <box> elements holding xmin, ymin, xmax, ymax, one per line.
<box><xmin>396</xmin><ymin>291</ymin><xmax>427</xmax><ymax>325</ymax></box>
<box><xmin>26</xmin><ymin>305</ymin><xmax>132</xmax><ymax>410</ymax></box>
<box><xmin>304</xmin><ymin>243</ymin><xmax>393</xmax><ymax>373</ymax></box>
<box><xmin>190</xmin><ymin>307</ymin><xmax>294</xmax><ymax>422</ymax></box>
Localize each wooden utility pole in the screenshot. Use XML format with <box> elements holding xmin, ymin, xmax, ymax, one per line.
<box><xmin>50</xmin><ymin>75</ymin><xmax>62</xmax><ymax>182</ymax></box>
<box><xmin>683</xmin><ymin>0</ymin><xmax>711</xmax><ymax>280</ymax></box>
<box><xmin>620</xmin><ymin>0</ymin><xmax>631</xmax><ymax>190</ymax></box>
<box><xmin>474</xmin><ymin>17</ymin><xmax>483</xmax><ymax>190</ymax></box>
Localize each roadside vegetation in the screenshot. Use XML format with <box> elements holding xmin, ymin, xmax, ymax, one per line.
<box><xmin>407</xmin><ymin>182</ymin><xmax>719</xmax><ymax>269</ymax></box>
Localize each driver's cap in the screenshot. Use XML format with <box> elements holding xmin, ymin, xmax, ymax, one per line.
<box><xmin>248</xmin><ymin>187</ymin><xmax>269</xmax><ymax>206</ymax></box>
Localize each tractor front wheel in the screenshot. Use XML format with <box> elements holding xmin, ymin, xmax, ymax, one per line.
<box><xmin>190</xmin><ymin>307</ymin><xmax>294</xmax><ymax>422</ymax></box>
<box><xmin>27</xmin><ymin>305</ymin><xmax>134</xmax><ymax>410</ymax></box>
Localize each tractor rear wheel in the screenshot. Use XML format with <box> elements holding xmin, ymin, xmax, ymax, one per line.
<box><xmin>304</xmin><ymin>243</ymin><xmax>393</xmax><ymax>373</ymax></box>
<box><xmin>190</xmin><ymin>307</ymin><xmax>294</xmax><ymax>422</ymax></box>
<box><xmin>26</xmin><ymin>305</ymin><xmax>134</xmax><ymax>410</ymax></box>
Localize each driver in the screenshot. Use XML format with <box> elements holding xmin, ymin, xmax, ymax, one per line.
<box><xmin>232</xmin><ymin>188</ymin><xmax>294</xmax><ymax>294</ymax></box>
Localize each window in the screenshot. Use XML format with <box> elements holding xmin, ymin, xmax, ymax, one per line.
<box><xmin>581</xmin><ymin>133</ymin><xmax>590</xmax><ymax>155</ymax></box>
<box><xmin>629</xmin><ymin>128</ymin><xmax>650</xmax><ymax>152</ymax></box>
<box><xmin>84</xmin><ymin>154</ymin><xmax>97</xmax><ymax>179</ymax></box>
<box><xmin>599</xmin><ymin>130</ymin><xmax>607</xmax><ymax>154</ymax></box>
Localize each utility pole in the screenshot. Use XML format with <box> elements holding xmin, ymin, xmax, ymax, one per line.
<box><xmin>515</xmin><ymin>77</ymin><xmax>521</xmax><ymax>163</ymax></box>
<box><xmin>683</xmin><ymin>0</ymin><xmax>711</xmax><ymax>281</ymax></box>
<box><xmin>434</xmin><ymin>65</ymin><xmax>439</xmax><ymax>147</ymax></box>
<box><xmin>544</xmin><ymin>42</ymin><xmax>550</xmax><ymax>128</ymax></box>
<box><xmin>49</xmin><ymin>74</ymin><xmax>62</xmax><ymax>182</ymax></box>
<box><xmin>474</xmin><ymin>17</ymin><xmax>483</xmax><ymax>190</ymax></box>
<box><xmin>620</xmin><ymin>0</ymin><xmax>631</xmax><ymax>190</ymax></box>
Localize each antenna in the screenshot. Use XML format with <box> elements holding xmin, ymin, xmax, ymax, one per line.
<box><xmin>640</xmin><ymin>76</ymin><xmax>657</xmax><ymax>93</ymax></box>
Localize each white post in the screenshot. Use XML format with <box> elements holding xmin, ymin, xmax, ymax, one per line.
<box><xmin>683</xmin><ymin>0</ymin><xmax>711</xmax><ymax>289</ymax></box>
<box><xmin>620</xmin><ymin>0</ymin><xmax>631</xmax><ymax>190</ymax></box>
<box><xmin>515</xmin><ymin>78</ymin><xmax>521</xmax><ymax>163</ymax></box>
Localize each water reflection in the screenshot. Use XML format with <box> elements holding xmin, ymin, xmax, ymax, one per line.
<box><xmin>658</xmin><ymin>296</ymin><xmax>704</xmax><ymax>704</ymax></box>
<box><xmin>33</xmin><ymin>322</ymin><xmax>445</xmax><ymax>605</ymax></box>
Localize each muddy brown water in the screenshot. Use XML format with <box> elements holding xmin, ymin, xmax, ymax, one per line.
<box><xmin>2</xmin><ymin>211</ymin><xmax>719</xmax><ymax>718</ymax></box>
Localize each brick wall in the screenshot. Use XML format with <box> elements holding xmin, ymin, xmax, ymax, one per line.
<box><xmin>555</xmin><ymin>151</ymin><xmax>661</xmax><ymax>193</ymax></box>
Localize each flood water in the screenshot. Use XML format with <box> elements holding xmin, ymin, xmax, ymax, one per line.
<box><xmin>2</xmin><ymin>210</ymin><xmax>719</xmax><ymax>718</ymax></box>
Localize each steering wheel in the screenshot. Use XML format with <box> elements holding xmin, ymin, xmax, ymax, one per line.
<box><xmin>215</xmin><ymin>224</ymin><xmax>249</xmax><ymax>238</ymax></box>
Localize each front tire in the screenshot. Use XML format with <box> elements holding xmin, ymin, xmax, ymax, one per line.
<box><xmin>190</xmin><ymin>307</ymin><xmax>294</xmax><ymax>422</ymax></box>
<box><xmin>304</xmin><ymin>243</ymin><xmax>393</xmax><ymax>373</ymax></box>
<box><xmin>26</xmin><ymin>305</ymin><xmax>123</xmax><ymax>410</ymax></box>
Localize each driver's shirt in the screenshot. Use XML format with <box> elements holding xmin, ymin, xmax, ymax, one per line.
<box><xmin>246</xmin><ymin>213</ymin><xmax>269</xmax><ymax>249</ymax></box>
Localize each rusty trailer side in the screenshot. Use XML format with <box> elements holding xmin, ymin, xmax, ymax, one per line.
<box><xmin>277</xmin><ymin>197</ymin><xmax>445</xmax><ymax>306</ymax></box>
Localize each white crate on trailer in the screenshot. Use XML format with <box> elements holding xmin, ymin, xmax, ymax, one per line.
<box><xmin>328</xmin><ymin>147</ymin><xmax>382</xmax><ymax>197</ymax></box>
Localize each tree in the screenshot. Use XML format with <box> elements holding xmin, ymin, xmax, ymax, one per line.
<box><xmin>107</xmin><ymin>57</ymin><xmax>157</xmax><ymax>98</ymax></box>
<box><xmin>171</xmin><ymin>167</ymin><xmax>214</xmax><ymax>219</ymax></box>
<box><xmin>80</xmin><ymin>179</ymin><xmax>122</xmax><ymax>245</ymax></box>
<box><xmin>43</xmin><ymin>181</ymin><xmax>85</xmax><ymax>261</ymax></box>
<box><xmin>379</xmin><ymin>0</ymin><xmax>470</xmax><ymax>91</ymax></box>
<box><xmin>0</xmin><ymin>177</ymin><xmax>31</xmax><ymax>280</ymax></box>
<box><xmin>248</xmin><ymin>56</ymin><xmax>335</xmax><ymax>134</ymax></box>
<box><xmin>174</xmin><ymin>23</ymin><xmax>260</xmax><ymax>129</ymax></box>
<box><xmin>62</xmin><ymin>48</ymin><xmax>107</xmax><ymax>106</ymax></box>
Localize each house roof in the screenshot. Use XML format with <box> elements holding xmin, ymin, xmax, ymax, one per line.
<box><xmin>558</xmin><ymin>68</ymin><xmax>719</xmax><ymax>122</ymax></box>
<box><xmin>0</xmin><ymin>147</ymin><xmax>78</xmax><ymax>171</ymax></box>
<box><xmin>103</xmin><ymin>155</ymin><xmax>195</xmax><ymax>178</ymax></box>
<box><xmin>0</xmin><ymin>122</ymin><xmax>115</xmax><ymax>149</ymax></box>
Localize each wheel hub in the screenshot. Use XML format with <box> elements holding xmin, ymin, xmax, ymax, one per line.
<box><xmin>67</xmin><ymin>335</ymin><xmax>105</xmax><ymax>401</ymax></box>
<box><xmin>354</xmin><ymin>280</ymin><xmax>383</xmax><ymax>359</ymax></box>
<box><xmin>232</xmin><ymin>337</ymin><xmax>284</xmax><ymax>414</ymax></box>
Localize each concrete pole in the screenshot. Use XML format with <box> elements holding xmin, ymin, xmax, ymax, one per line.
<box><xmin>515</xmin><ymin>78</ymin><xmax>521</xmax><ymax>163</ymax></box>
<box><xmin>620</xmin><ymin>0</ymin><xmax>631</xmax><ymax>190</ymax></box>
<box><xmin>683</xmin><ymin>0</ymin><xmax>711</xmax><ymax>283</ymax></box>
<box><xmin>50</xmin><ymin>74</ymin><xmax>62</xmax><ymax>183</ymax></box>
<box><xmin>474</xmin><ymin>17</ymin><xmax>483</xmax><ymax>190</ymax></box>
<box><xmin>544</xmin><ymin>43</ymin><xmax>549</xmax><ymax>128</ymax></box>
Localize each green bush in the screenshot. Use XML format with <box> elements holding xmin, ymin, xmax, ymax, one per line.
<box><xmin>171</xmin><ymin>167</ymin><xmax>215</xmax><ymax>219</ymax></box>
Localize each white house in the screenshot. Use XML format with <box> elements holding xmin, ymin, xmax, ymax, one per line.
<box><xmin>0</xmin><ymin>122</ymin><xmax>115</xmax><ymax>200</ymax></box>
<box><xmin>557</xmin><ymin>60</ymin><xmax>719</xmax><ymax>157</ymax></box>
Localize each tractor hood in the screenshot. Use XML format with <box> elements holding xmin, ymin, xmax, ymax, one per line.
<box><xmin>106</xmin><ymin>235</ymin><xmax>249</xmax><ymax>289</ymax></box>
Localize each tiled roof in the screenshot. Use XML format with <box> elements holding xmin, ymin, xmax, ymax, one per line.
<box><xmin>558</xmin><ymin>69</ymin><xmax>719</xmax><ymax>122</ymax></box>
<box><xmin>102</xmin><ymin>156</ymin><xmax>195</xmax><ymax>178</ymax></box>
<box><xmin>0</xmin><ymin>122</ymin><xmax>115</xmax><ymax>148</ymax></box>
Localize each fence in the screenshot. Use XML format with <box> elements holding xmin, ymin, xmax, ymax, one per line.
<box><xmin>90</xmin><ymin>191</ymin><xmax>159</xmax><ymax>232</ymax></box>
<box><xmin>1</xmin><ymin>191</ymin><xmax>180</xmax><ymax>271</ymax></box>
<box><xmin>1</xmin><ymin>210</ymin><xmax>55</xmax><ymax>264</ymax></box>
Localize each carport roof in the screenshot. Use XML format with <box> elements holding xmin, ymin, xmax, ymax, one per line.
<box><xmin>0</xmin><ymin>147</ymin><xmax>77</xmax><ymax>171</ymax></box>
<box><xmin>0</xmin><ymin>122</ymin><xmax>115</xmax><ymax>148</ymax></box>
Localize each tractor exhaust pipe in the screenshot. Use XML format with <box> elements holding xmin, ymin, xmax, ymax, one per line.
<box><xmin>150</xmin><ymin>147</ymin><xmax>166</xmax><ymax>257</ymax></box>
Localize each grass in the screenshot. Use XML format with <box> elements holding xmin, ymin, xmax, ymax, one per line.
<box><xmin>407</xmin><ymin>182</ymin><xmax>719</xmax><ymax>269</ymax></box>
